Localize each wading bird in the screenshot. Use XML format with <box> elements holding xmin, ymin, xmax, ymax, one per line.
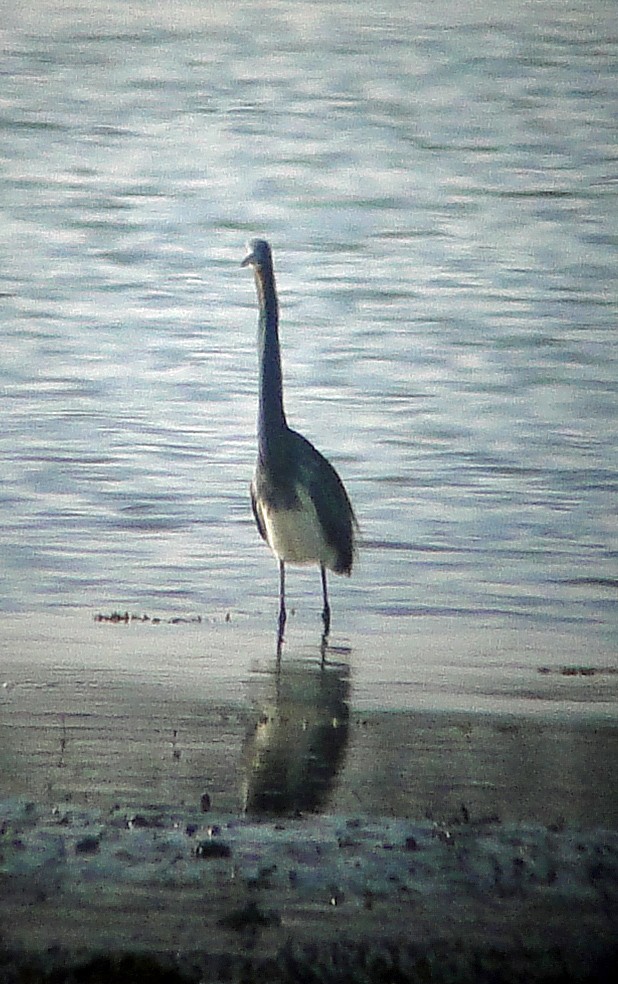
<box><xmin>241</xmin><ymin>239</ymin><xmax>357</xmax><ymax>649</ymax></box>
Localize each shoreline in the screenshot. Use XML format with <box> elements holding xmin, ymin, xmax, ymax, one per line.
<box><xmin>1</xmin><ymin>612</ymin><xmax>617</xmax><ymax>981</ymax></box>
<box><xmin>1</xmin><ymin>799</ymin><xmax>617</xmax><ymax>983</ymax></box>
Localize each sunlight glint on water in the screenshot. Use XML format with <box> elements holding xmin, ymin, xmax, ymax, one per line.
<box><xmin>0</xmin><ymin>1</ymin><xmax>616</xmax><ymax>650</ymax></box>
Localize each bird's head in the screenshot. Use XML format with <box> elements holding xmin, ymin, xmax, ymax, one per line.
<box><xmin>241</xmin><ymin>238</ymin><xmax>273</xmax><ymax>271</ymax></box>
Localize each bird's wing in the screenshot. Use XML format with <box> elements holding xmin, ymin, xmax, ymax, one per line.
<box><xmin>250</xmin><ymin>478</ymin><xmax>268</xmax><ymax>542</ymax></box>
<box><xmin>290</xmin><ymin>430</ymin><xmax>357</xmax><ymax>574</ymax></box>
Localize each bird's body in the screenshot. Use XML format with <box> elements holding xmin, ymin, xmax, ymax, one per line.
<box><xmin>251</xmin><ymin>427</ymin><xmax>354</xmax><ymax>573</ymax></box>
<box><xmin>242</xmin><ymin>238</ymin><xmax>356</xmax><ymax>645</ymax></box>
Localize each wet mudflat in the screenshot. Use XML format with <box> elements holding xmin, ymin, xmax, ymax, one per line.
<box><xmin>1</xmin><ymin>614</ymin><xmax>617</xmax><ymax>982</ymax></box>
<box><xmin>1</xmin><ymin>0</ymin><xmax>617</xmax><ymax>976</ymax></box>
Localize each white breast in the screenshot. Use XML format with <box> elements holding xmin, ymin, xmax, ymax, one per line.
<box><xmin>259</xmin><ymin>486</ymin><xmax>338</xmax><ymax>569</ymax></box>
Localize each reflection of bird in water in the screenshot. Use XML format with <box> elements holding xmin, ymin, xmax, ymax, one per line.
<box><xmin>243</xmin><ymin>658</ymin><xmax>350</xmax><ymax>815</ymax></box>
<box><xmin>242</xmin><ymin>240</ymin><xmax>357</xmax><ymax>649</ymax></box>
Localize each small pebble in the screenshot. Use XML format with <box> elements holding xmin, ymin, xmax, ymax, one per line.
<box><xmin>128</xmin><ymin>815</ymin><xmax>151</xmax><ymax>829</ymax></box>
<box><xmin>75</xmin><ymin>836</ymin><xmax>100</xmax><ymax>855</ymax></box>
<box><xmin>195</xmin><ymin>840</ymin><xmax>231</xmax><ymax>859</ymax></box>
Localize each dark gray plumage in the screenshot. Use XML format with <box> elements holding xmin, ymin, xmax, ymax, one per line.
<box><xmin>242</xmin><ymin>239</ymin><xmax>357</xmax><ymax>645</ymax></box>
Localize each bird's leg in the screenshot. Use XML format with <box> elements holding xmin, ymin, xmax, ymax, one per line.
<box><xmin>320</xmin><ymin>564</ymin><xmax>331</xmax><ymax>639</ymax></box>
<box><xmin>277</xmin><ymin>560</ymin><xmax>287</xmax><ymax>653</ymax></box>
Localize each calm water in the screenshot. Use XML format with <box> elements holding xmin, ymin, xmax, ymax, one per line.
<box><xmin>1</xmin><ymin>0</ymin><xmax>616</xmax><ymax>649</ymax></box>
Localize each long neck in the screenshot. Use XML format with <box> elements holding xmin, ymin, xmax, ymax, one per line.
<box><xmin>254</xmin><ymin>264</ymin><xmax>287</xmax><ymax>458</ymax></box>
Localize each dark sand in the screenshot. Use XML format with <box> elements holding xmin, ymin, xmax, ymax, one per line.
<box><xmin>1</xmin><ymin>614</ymin><xmax>617</xmax><ymax>982</ymax></box>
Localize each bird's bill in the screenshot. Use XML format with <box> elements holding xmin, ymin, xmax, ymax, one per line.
<box><xmin>241</xmin><ymin>248</ymin><xmax>255</xmax><ymax>268</ymax></box>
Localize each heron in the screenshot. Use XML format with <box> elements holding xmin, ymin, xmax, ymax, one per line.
<box><xmin>241</xmin><ymin>239</ymin><xmax>357</xmax><ymax>648</ymax></box>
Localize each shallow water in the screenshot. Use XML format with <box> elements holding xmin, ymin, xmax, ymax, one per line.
<box><xmin>3</xmin><ymin>615</ymin><xmax>618</xmax><ymax>823</ymax></box>
<box><xmin>1</xmin><ymin>0</ymin><xmax>616</xmax><ymax>655</ymax></box>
